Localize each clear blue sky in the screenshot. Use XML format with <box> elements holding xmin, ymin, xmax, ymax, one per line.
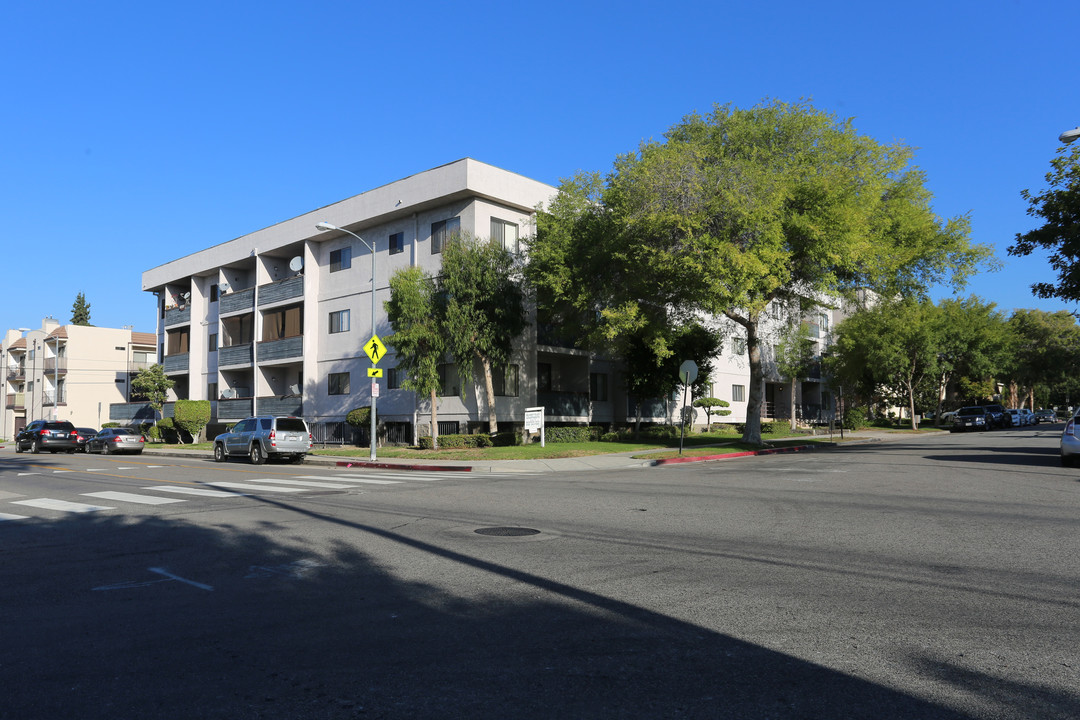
<box><xmin>2</xmin><ymin>1</ymin><xmax>1077</xmax><ymax>336</ymax></box>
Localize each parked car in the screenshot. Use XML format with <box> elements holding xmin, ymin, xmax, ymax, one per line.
<box><xmin>14</xmin><ymin>420</ymin><xmax>78</xmax><ymax>454</ymax></box>
<box><xmin>87</xmin><ymin>427</ymin><xmax>145</xmax><ymax>455</ymax></box>
<box><xmin>213</xmin><ymin>415</ymin><xmax>312</xmax><ymax>464</ymax></box>
<box><xmin>1005</xmin><ymin>409</ymin><xmax>1026</xmax><ymax>427</ymax></box>
<box><xmin>1060</xmin><ymin>410</ymin><xmax>1080</xmax><ymax>466</ymax></box>
<box><xmin>72</xmin><ymin>427</ymin><xmax>98</xmax><ymax>453</ymax></box>
<box><xmin>951</xmin><ymin>406</ymin><xmax>991</xmax><ymax>432</ymax></box>
<box><xmin>1033</xmin><ymin>409</ymin><xmax>1058</xmax><ymax>424</ymax></box>
<box><xmin>982</xmin><ymin>404</ymin><xmax>1010</xmax><ymax>429</ymax></box>
<box><xmin>1019</xmin><ymin>409</ymin><xmax>1036</xmax><ymax>426</ymax></box>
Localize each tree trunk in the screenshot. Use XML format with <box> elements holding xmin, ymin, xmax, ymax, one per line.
<box><xmin>739</xmin><ymin>314</ymin><xmax>764</xmax><ymax>446</ymax></box>
<box><xmin>907</xmin><ymin>374</ymin><xmax>918</xmax><ymax>431</ymax></box>
<box><xmin>479</xmin><ymin>354</ymin><xmax>498</xmax><ymax>434</ymax></box>
<box><xmin>790</xmin><ymin>377</ymin><xmax>798</xmax><ymax>432</ymax></box>
<box><xmin>430</xmin><ymin>388</ymin><xmax>439</xmax><ymax>451</ymax></box>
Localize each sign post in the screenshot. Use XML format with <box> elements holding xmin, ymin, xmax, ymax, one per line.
<box><xmin>525</xmin><ymin>406</ymin><xmax>545</xmax><ymax>447</ymax></box>
<box><xmin>364</xmin><ymin>334</ymin><xmax>386</xmax><ymax>461</ymax></box>
<box><xmin>678</xmin><ymin>360</ymin><xmax>698</xmax><ymax>456</ymax></box>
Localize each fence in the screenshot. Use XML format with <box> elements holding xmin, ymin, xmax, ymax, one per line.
<box><xmin>309</xmin><ymin>420</ymin><xmax>414</xmax><ymax>447</ymax></box>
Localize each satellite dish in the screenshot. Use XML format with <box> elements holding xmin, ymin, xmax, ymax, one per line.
<box><xmin>219</xmin><ymin>282</ymin><xmax>230</xmax><ymax>293</ymax></box>
<box><xmin>181</xmin><ymin>291</ymin><xmax>191</xmax><ymax>300</ymax></box>
<box><xmin>289</xmin><ymin>256</ymin><xmax>304</xmax><ymax>273</ymax></box>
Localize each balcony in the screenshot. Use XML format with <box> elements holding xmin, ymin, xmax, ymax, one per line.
<box><xmin>163</xmin><ymin>353</ymin><xmax>190</xmax><ymax>374</ymax></box>
<box><xmin>109</xmin><ymin>402</ymin><xmax>161</xmax><ymax>423</ymax></box>
<box><xmin>128</xmin><ymin>360</ymin><xmax>154</xmax><ymax>374</ymax></box>
<box><xmin>257</xmin><ymin>396</ymin><xmax>303</xmax><ymax>417</ymax></box>
<box><xmin>538</xmin><ymin>391</ymin><xmax>590</xmax><ymax>417</ymax></box>
<box><xmin>43</xmin><ymin>357</ymin><xmax>68</xmax><ymax>374</ymax></box>
<box><xmin>42</xmin><ymin>391</ymin><xmax>66</xmax><ymax>407</ymax></box>
<box><xmin>220</xmin><ymin>287</ymin><xmax>255</xmax><ymax>315</ymax></box>
<box><xmin>219</xmin><ymin>343</ymin><xmax>254</xmax><ymax>368</ymax></box>
<box><xmin>164</xmin><ymin>306</ymin><xmax>191</xmax><ymax>327</ymax></box>
<box><xmin>258</xmin><ymin>275</ymin><xmax>304</xmax><ymax>306</ymax></box>
<box><xmin>217</xmin><ymin>397</ymin><xmax>254</xmax><ymax>420</ymax></box>
<box><xmin>6</xmin><ymin>365</ymin><xmax>24</xmax><ymax>381</ymax></box>
<box><xmin>258</xmin><ymin>336</ymin><xmax>303</xmax><ymax>363</ymax></box>
<box><xmin>5</xmin><ymin>392</ymin><xmax>25</xmax><ymax>409</ymax></box>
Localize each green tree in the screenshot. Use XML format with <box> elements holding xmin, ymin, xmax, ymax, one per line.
<box><xmin>932</xmin><ymin>297</ymin><xmax>1008</xmax><ymax>422</ymax></box>
<box><xmin>384</xmin><ymin>266</ymin><xmax>448</xmax><ymax>449</ymax></box>
<box><xmin>71</xmin><ymin>292</ymin><xmax>91</xmax><ymax>326</ymax></box>
<box><xmin>172</xmin><ymin>399</ymin><xmax>211</xmax><ymax>444</ymax></box>
<box><xmin>774</xmin><ymin>318</ymin><xmax>818</xmax><ymax>431</ymax></box>
<box><xmin>1008</xmin><ymin>144</ymin><xmax>1080</xmax><ymax>302</ymax></box>
<box><xmin>693</xmin><ymin>397</ymin><xmax>731</xmax><ymax>431</ymax></box>
<box><xmin>529</xmin><ymin>100</ymin><xmax>991</xmax><ymax>444</ymax></box>
<box><xmin>130</xmin><ymin>364</ymin><xmax>174</xmax><ymax>420</ymax></box>
<box><xmin>440</xmin><ymin>233</ymin><xmax>528</xmax><ymax>434</ymax></box>
<box><xmin>1004</xmin><ymin>309</ymin><xmax>1080</xmax><ymax>409</ymax></box>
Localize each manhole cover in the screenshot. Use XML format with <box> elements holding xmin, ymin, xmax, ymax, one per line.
<box><xmin>474</xmin><ymin>526</ymin><xmax>541</xmax><ymax>537</ymax></box>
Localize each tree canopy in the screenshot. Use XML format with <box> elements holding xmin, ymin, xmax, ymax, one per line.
<box><xmin>528</xmin><ymin>99</ymin><xmax>992</xmax><ymax>443</ymax></box>
<box><xmin>71</xmin><ymin>292</ymin><xmax>91</xmax><ymax>326</ymax></box>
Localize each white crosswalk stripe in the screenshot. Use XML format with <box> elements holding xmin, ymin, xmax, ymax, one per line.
<box><xmin>146</xmin><ymin>486</ymin><xmax>245</xmax><ymax>498</ymax></box>
<box><xmin>0</xmin><ymin>512</ymin><xmax>30</xmax><ymax>521</ymax></box>
<box><xmin>240</xmin><ymin>478</ymin><xmax>356</xmax><ymax>489</ymax></box>
<box><xmin>11</xmin><ymin>498</ymin><xmax>114</xmax><ymax>513</ymax></box>
<box><xmin>204</xmin><ymin>482</ymin><xmax>307</xmax><ymax>493</ymax></box>
<box><xmin>82</xmin><ymin>491</ymin><xmax>186</xmax><ymax>505</ymax></box>
<box><xmin>298</xmin><ymin>475</ymin><xmax>403</xmax><ymax>485</ymax></box>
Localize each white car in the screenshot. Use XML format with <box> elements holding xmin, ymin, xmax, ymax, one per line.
<box><xmin>1005</xmin><ymin>409</ymin><xmax>1025</xmax><ymax>427</ymax></box>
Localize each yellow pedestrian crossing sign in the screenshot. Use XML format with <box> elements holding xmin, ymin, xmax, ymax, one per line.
<box><xmin>365</xmin><ymin>334</ymin><xmax>386</xmax><ymax>364</ymax></box>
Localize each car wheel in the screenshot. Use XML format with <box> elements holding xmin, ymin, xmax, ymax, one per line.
<box><xmin>104</xmin><ymin>443</ymin><xmax>113</xmax><ymax>455</ymax></box>
<box><xmin>30</xmin><ymin>440</ymin><xmax>40</xmax><ymax>454</ymax></box>
<box><xmin>213</xmin><ymin>444</ymin><xmax>226</xmax><ymax>463</ymax></box>
<box><xmin>1062</xmin><ymin>454</ymin><xmax>1076</xmax><ymax>468</ymax></box>
<box><xmin>249</xmin><ymin>444</ymin><xmax>265</xmax><ymax>465</ymax></box>
<box><xmin>14</xmin><ymin>441</ymin><xmax>22</xmax><ymax>453</ymax></box>
<box><xmin>67</xmin><ymin>449</ymin><xmax>75</xmax><ymax>454</ymax></box>
<box><xmin>290</xmin><ymin>454</ymin><xmax>306</xmax><ymax>464</ymax></box>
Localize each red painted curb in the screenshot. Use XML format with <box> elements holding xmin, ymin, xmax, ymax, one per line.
<box><xmin>653</xmin><ymin>443</ymin><xmax>821</xmax><ymax>466</ymax></box>
<box><xmin>336</xmin><ymin>460</ymin><xmax>472</xmax><ymax>472</ymax></box>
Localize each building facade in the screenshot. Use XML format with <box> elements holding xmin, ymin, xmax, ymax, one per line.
<box><xmin>134</xmin><ymin>158</ymin><xmax>838</xmax><ymax>441</ymax></box>
<box><xmin>2</xmin><ymin>318</ymin><xmax>156</xmax><ymax>438</ymax></box>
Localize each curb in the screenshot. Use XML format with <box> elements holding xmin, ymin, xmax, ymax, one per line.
<box><xmin>336</xmin><ymin>460</ymin><xmax>472</xmax><ymax>472</ymax></box>
<box><xmin>651</xmin><ymin>442</ymin><xmax>835</xmax><ymax>466</ymax></box>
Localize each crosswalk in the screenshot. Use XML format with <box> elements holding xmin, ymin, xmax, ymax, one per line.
<box><xmin>0</xmin><ymin>468</ymin><xmax>539</xmax><ymax>523</ymax></box>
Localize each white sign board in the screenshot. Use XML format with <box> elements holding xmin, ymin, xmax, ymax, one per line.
<box><xmin>525</xmin><ymin>406</ymin><xmax>545</xmax><ymax>447</ymax></box>
<box><xmin>371</xmin><ymin>380</ymin><xmax>380</xmax><ymax>398</ymax></box>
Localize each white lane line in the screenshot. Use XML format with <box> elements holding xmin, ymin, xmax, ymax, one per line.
<box><xmin>11</xmin><ymin>498</ymin><xmax>115</xmax><ymax>513</ymax></box>
<box><xmin>85</xmin><ymin>468</ymin><xmax>106</xmax><ymax>472</ymax></box>
<box><xmin>239</xmin><ymin>478</ymin><xmax>356</xmax><ymax>489</ymax></box>
<box><xmin>0</xmin><ymin>512</ymin><xmax>30</xmax><ymax>521</ymax></box>
<box><xmin>16</xmin><ymin>473</ymin><xmax>40</xmax><ymax>477</ymax></box>
<box><xmin>82</xmin><ymin>491</ymin><xmax>186</xmax><ymax>505</ymax></box>
<box><xmin>299</xmin><ymin>475</ymin><xmax>403</xmax><ymax>485</ymax></box>
<box><xmin>146</xmin><ymin>486</ymin><xmax>246</xmax><ymax>498</ymax></box>
<box><xmin>205</xmin><ymin>482</ymin><xmax>307</xmax><ymax>493</ymax></box>
<box><xmin>52</xmin><ymin>470</ymin><xmax>75</xmax><ymax>474</ymax></box>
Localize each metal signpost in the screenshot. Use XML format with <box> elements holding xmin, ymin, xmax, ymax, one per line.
<box><xmin>678</xmin><ymin>360</ymin><xmax>698</xmax><ymax>455</ymax></box>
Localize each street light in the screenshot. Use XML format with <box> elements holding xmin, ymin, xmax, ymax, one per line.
<box><xmin>1060</xmin><ymin>127</ymin><xmax>1080</xmax><ymax>144</ymax></box>
<box><xmin>316</xmin><ymin>222</ymin><xmax>378</xmax><ymax>461</ymax></box>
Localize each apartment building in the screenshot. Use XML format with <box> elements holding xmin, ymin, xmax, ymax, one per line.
<box><xmin>2</xmin><ymin>318</ymin><xmax>156</xmax><ymax>438</ymax></box>
<box><xmin>132</xmin><ymin>158</ymin><xmax>838</xmax><ymax>441</ymax></box>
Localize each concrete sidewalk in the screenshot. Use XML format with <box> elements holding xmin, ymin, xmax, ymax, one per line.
<box><xmin>137</xmin><ymin>428</ymin><xmax>914</xmax><ymax>474</ymax></box>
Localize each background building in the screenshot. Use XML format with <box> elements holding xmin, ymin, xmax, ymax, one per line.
<box><xmin>2</xmin><ymin>318</ymin><xmax>156</xmax><ymax>438</ymax></box>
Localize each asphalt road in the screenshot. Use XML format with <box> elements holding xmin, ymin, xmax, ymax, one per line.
<box><xmin>1</xmin><ymin>426</ymin><xmax>1077</xmax><ymax>719</ymax></box>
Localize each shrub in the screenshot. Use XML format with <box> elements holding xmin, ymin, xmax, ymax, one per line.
<box><xmin>545</xmin><ymin>426</ymin><xmax>602</xmax><ymax>443</ymax></box>
<box><xmin>734</xmin><ymin>422</ymin><xmax>777</xmax><ymax>435</ymax></box>
<box><xmin>346</xmin><ymin>407</ymin><xmax>371</xmax><ymax>428</ymax></box>
<box><xmin>418</xmin><ymin>433</ymin><xmax>493</xmax><ymax>450</ymax></box>
<box><xmin>174</xmin><ymin>399</ymin><xmax>211</xmax><ymax>442</ymax></box>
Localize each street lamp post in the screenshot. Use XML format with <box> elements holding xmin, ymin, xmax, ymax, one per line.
<box><xmin>316</xmin><ymin>222</ymin><xmax>378</xmax><ymax>461</ymax></box>
<box><xmin>1059</xmin><ymin>127</ymin><xmax>1080</xmax><ymax>144</ymax></box>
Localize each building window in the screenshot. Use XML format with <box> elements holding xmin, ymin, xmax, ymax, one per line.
<box><xmin>208</xmin><ymin>332</ymin><xmax>218</xmax><ymax>352</ymax></box>
<box><xmin>328</xmin><ymin>372</ymin><xmax>351</xmax><ymax>396</ymax></box>
<box><xmin>731</xmin><ymin>337</ymin><xmax>746</xmax><ymax>355</ymax></box>
<box><xmin>330</xmin><ymin>247</ymin><xmax>352</xmax><ymax>272</ymax></box>
<box><xmin>387</xmin><ymin>366</ymin><xmax>403</xmax><ymax>390</ymax></box>
<box><xmin>431</xmin><ymin>217</ymin><xmax>460</xmax><ymax>254</ymax></box>
<box><xmin>437</xmin><ymin>363</ymin><xmax>458</xmax><ymax>396</ymax></box>
<box><xmin>207</xmin><ymin>382</ymin><xmax>218</xmax><ymax>400</ymax></box>
<box><xmin>490</xmin><ymin>218</ymin><xmax>519</xmax><ymax>254</ymax></box>
<box><xmin>732</xmin><ymin>384</ymin><xmax>746</xmax><ymax>402</ymax></box>
<box><xmin>590</xmin><ymin>373</ymin><xmax>608</xmax><ymax>402</ymax></box>
<box><xmin>389</xmin><ymin>232</ymin><xmax>404</xmax><ymax>256</ymax></box>
<box><xmin>262</xmin><ymin>304</ymin><xmax>303</xmax><ymax>341</ymax></box>
<box><xmin>221</xmin><ymin>314</ymin><xmax>253</xmax><ymax>346</ymax></box>
<box><xmin>536</xmin><ymin>362</ymin><xmax>552</xmax><ymax>392</ymax></box>
<box><xmin>166</xmin><ymin>328</ymin><xmax>190</xmax><ymax>354</ymax></box>
<box><xmin>210</xmin><ymin>284</ymin><xmax>219</xmax><ymax>302</ymax></box>
<box><xmin>329</xmin><ymin>309</ymin><xmax>350</xmax><ymax>334</ymax></box>
<box><xmin>493</xmin><ymin>364</ymin><xmax>519</xmax><ymax>397</ymax></box>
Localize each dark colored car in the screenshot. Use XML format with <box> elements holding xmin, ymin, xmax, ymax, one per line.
<box><xmin>1033</xmin><ymin>409</ymin><xmax>1057</xmax><ymax>424</ymax></box>
<box><xmin>950</xmin><ymin>406</ymin><xmax>990</xmax><ymax>432</ymax></box>
<box><xmin>14</xmin><ymin>420</ymin><xmax>78</xmax><ymax>454</ymax></box>
<box><xmin>982</xmin><ymin>404</ymin><xmax>1010</xmax><ymax>429</ymax></box>
<box><xmin>73</xmin><ymin>427</ymin><xmax>99</xmax><ymax>453</ymax></box>
<box><xmin>87</xmin><ymin>427</ymin><xmax>145</xmax><ymax>455</ymax></box>
<box><xmin>213</xmin><ymin>415</ymin><xmax>312</xmax><ymax>464</ymax></box>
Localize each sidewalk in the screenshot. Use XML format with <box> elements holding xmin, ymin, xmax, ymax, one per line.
<box><xmin>138</xmin><ymin>428</ymin><xmax>914</xmax><ymax>474</ymax></box>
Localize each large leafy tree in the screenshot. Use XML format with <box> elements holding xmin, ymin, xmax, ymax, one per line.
<box><xmin>71</xmin><ymin>292</ymin><xmax>91</xmax><ymax>325</ymax></box>
<box><xmin>529</xmin><ymin>100</ymin><xmax>991</xmax><ymax>444</ymax></box>
<box><xmin>1003</xmin><ymin>309</ymin><xmax>1080</xmax><ymax>408</ymax></box>
<box><xmin>439</xmin><ymin>233</ymin><xmax>528</xmax><ymax>434</ymax></box>
<box><xmin>130</xmin><ymin>364</ymin><xmax>174</xmax><ymax>418</ymax></box>
<box><xmin>384</xmin><ymin>266</ymin><xmax>448</xmax><ymax>449</ymax></box>
<box><xmin>1008</xmin><ymin>144</ymin><xmax>1080</xmax><ymax>302</ymax></box>
<box><xmin>932</xmin><ymin>297</ymin><xmax>1008</xmax><ymax>420</ymax></box>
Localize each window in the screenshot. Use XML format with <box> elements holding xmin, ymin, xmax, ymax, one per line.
<box><xmin>437</xmin><ymin>363</ymin><xmax>458</xmax><ymax>396</ymax></box>
<box><xmin>491</xmin><ymin>218</ymin><xmax>519</xmax><ymax>254</ymax></box>
<box><xmin>328</xmin><ymin>372</ymin><xmax>350</xmax><ymax>395</ymax></box>
<box><xmin>732</xmin><ymin>384</ymin><xmax>746</xmax><ymax>402</ymax></box>
<box><xmin>208</xmin><ymin>332</ymin><xmax>218</xmax><ymax>352</ymax></box>
<box><xmin>431</xmin><ymin>217</ymin><xmax>460</xmax><ymax>254</ymax></box>
<box><xmin>210</xmin><ymin>284</ymin><xmax>219</xmax><ymax>302</ymax></box>
<box><xmin>207</xmin><ymin>382</ymin><xmax>218</xmax><ymax>400</ymax></box>
<box><xmin>329</xmin><ymin>309</ymin><xmax>350</xmax><ymax>334</ymax></box>
<box><xmin>221</xmin><ymin>314</ymin><xmax>253</xmax><ymax>346</ymax></box>
<box><xmin>330</xmin><ymin>247</ymin><xmax>352</xmax><ymax>272</ymax></box>
<box><xmin>820</xmin><ymin>314</ymin><xmax>830</xmax><ymax>334</ymax></box>
<box><xmin>536</xmin><ymin>363</ymin><xmax>552</xmax><ymax>392</ymax></box>
<box><xmin>493</xmin><ymin>364</ymin><xmax>519</xmax><ymax>397</ymax></box>
<box><xmin>731</xmin><ymin>338</ymin><xmax>746</xmax><ymax>355</ymax></box>
<box><xmin>389</xmin><ymin>232</ymin><xmax>404</xmax><ymax>256</ymax></box>
<box><xmin>166</xmin><ymin>328</ymin><xmax>190</xmax><ymax>354</ymax></box>
<box><xmin>590</xmin><ymin>373</ymin><xmax>609</xmax><ymax>402</ymax></box>
<box><xmin>387</xmin><ymin>366</ymin><xmax>403</xmax><ymax>390</ymax></box>
<box><xmin>262</xmin><ymin>304</ymin><xmax>303</xmax><ymax>341</ymax></box>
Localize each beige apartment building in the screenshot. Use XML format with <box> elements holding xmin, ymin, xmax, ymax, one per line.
<box><xmin>2</xmin><ymin>318</ymin><xmax>156</xmax><ymax>439</ymax></box>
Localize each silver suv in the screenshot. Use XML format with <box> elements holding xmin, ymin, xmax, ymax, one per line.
<box><xmin>213</xmin><ymin>416</ymin><xmax>312</xmax><ymax>464</ymax></box>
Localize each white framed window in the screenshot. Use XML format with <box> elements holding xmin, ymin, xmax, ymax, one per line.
<box><xmin>732</xmin><ymin>384</ymin><xmax>746</xmax><ymax>402</ymax></box>
<box><xmin>491</xmin><ymin>218</ymin><xmax>519</xmax><ymax>254</ymax></box>
<box><xmin>329</xmin><ymin>309</ymin><xmax>350</xmax><ymax>334</ymax></box>
<box><xmin>330</xmin><ymin>247</ymin><xmax>352</xmax><ymax>272</ymax></box>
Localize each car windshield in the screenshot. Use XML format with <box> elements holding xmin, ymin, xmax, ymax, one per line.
<box><xmin>957</xmin><ymin>407</ymin><xmax>984</xmax><ymax>416</ymax></box>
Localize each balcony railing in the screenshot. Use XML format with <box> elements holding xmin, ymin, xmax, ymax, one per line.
<box><xmin>216</xmin><ymin>398</ymin><xmax>254</xmax><ymax>420</ymax></box>
<box><xmin>6</xmin><ymin>365</ymin><xmax>24</xmax><ymax>381</ymax></box>
<box><xmin>538</xmin><ymin>391</ymin><xmax>590</xmax><ymax>417</ymax></box>
<box><xmin>128</xmin><ymin>361</ymin><xmax>154</xmax><ymax>374</ymax></box>
<box><xmin>42</xmin><ymin>391</ymin><xmax>66</xmax><ymax>407</ymax></box>
<box><xmin>258</xmin><ymin>275</ymin><xmax>304</xmax><ymax>306</ymax></box>
<box><xmin>163</xmin><ymin>353</ymin><xmax>189</xmax><ymax>374</ymax></box>
<box><xmin>257</xmin><ymin>396</ymin><xmax>303</xmax><ymax>417</ymax></box>
<box><xmin>258</xmin><ymin>336</ymin><xmax>303</xmax><ymax>363</ymax></box>
<box><xmin>5</xmin><ymin>392</ymin><xmax>25</xmax><ymax>409</ymax></box>
<box><xmin>220</xmin><ymin>287</ymin><xmax>255</xmax><ymax>315</ymax></box>
<box><xmin>164</xmin><ymin>306</ymin><xmax>191</xmax><ymax>327</ymax></box>
<box><xmin>43</xmin><ymin>357</ymin><xmax>68</xmax><ymax>374</ymax></box>
<box><xmin>219</xmin><ymin>343</ymin><xmax>254</xmax><ymax>367</ymax></box>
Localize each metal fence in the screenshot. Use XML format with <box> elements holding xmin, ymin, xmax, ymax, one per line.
<box><xmin>309</xmin><ymin>420</ymin><xmax>414</xmax><ymax>447</ymax></box>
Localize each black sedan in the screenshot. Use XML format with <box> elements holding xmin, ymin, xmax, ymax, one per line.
<box><xmin>73</xmin><ymin>427</ymin><xmax>98</xmax><ymax>453</ymax></box>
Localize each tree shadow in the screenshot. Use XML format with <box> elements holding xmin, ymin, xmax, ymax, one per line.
<box><xmin>0</xmin><ymin>491</ymin><xmax>1072</xmax><ymax>719</ymax></box>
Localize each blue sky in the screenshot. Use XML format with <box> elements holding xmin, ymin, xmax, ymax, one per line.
<box><xmin>2</xmin><ymin>1</ymin><xmax>1077</xmax><ymax>336</ymax></box>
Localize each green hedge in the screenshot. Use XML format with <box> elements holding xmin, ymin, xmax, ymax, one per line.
<box><xmin>734</xmin><ymin>421</ymin><xmax>779</xmax><ymax>435</ymax></box>
<box><xmin>418</xmin><ymin>433</ymin><xmax>493</xmax><ymax>450</ymax></box>
<box><xmin>544</xmin><ymin>426</ymin><xmax>603</xmax><ymax>443</ymax></box>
